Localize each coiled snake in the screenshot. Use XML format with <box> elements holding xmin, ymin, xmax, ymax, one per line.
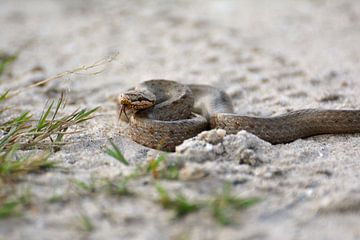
<box><xmin>118</xmin><ymin>79</ymin><xmax>360</xmax><ymax>151</ymax></box>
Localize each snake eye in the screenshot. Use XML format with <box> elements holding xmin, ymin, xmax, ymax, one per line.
<box><xmin>137</xmin><ymin>96</ymin><xmax>151</xmax><ymax>102</ymax></box>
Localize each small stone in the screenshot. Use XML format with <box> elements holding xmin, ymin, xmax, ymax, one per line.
<box><xmin>179</xmin><ymin>164</ymin><xmax>208</xmax><ymax>181</ymax></box>
<box><xmin>318</xmin><ymin>93</ymin><xmax>342</xmax><ymax>102</ymax></box>
<box><xmin>237</xmin><ymin>148</ymin><xmax>263</xmax><ymax>167</ymax></box>
<box><xmin>198</xmin><ymin>129</ymin><xmax>226</xmax><ymax>145</ymax></box>
<box><xmin>216</xmin><ymin>129</ymin><xmax>226</xmax><ymax>138</ymax></box>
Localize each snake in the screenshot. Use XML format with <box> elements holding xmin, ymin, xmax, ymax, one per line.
<box><xmin>118</xmin><ymin>79</ymin><xmax>360</xmax><ymax>151</ymax></box>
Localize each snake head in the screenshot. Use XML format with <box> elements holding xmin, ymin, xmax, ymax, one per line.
<box><xmin>117</xmin><ymin>89</ymin><xmax>156</xmax><ymax>121</ymax></box>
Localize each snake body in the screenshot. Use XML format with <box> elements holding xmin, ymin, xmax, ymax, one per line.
<box><xmin>118</xmin><ymin>79</ymin><xmax>360</xmax><ymax>151</ymax></box>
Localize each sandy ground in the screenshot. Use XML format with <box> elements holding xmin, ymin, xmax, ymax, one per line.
<box><xmin>1</xmin><ymin>0</ymin><xmax>360</xmax><ymax>239</ymax></box>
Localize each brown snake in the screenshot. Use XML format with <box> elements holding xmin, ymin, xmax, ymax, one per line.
<box><xmin>118</xmin><ymin>79</ymin><xmax>360</xmax><ymax>151</ymax></box>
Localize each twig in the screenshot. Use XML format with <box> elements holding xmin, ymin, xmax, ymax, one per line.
<box><xmin>8</xmin><ymin>52</ymin><xmax>119</xmax><ymax>97</ymax></box>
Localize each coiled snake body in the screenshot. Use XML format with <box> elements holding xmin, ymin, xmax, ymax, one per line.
<box><xmin>118</xmin><ymin>79</ymin><xmax>360</xmax><ymax>151</ymax></box>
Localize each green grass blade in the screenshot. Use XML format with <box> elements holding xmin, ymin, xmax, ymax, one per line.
<box><xmin>0</xmin><ymin>53</ymin><xmax>17</xmax><ymax>76</ymax></box>
<box><xmin>155</xmin><ymin>183</ymin><xmax>171</xmax><ymax>206</ymax></box>
<box><xmin>0</xmin><ymin>127</ymin><xmax>19</xmax><ymax>152</ymax></box>
<box><xmin>73</xmin><ymin>107</ymin><xmax>99</xmax><ymax>123</ymax></box>
<box><xmin>0</xmin><ymin>90</ymin><xmax>9</xmax><ymax>102</ymax></box>
<box><xmin>36</xmin><ymin>100</ymin><xmax>54</xmax><ymax>131</ymax></box>
<box><xmin>105</xmin><ymin>140</ymin><xmax>129</xmax><ymax>165</ymax></box>
<box><xmin>51</xmin><ymin>93</ymin><xmax>65</xmax><ymax>122</ymax></box>
<box><xmin>0</xmin><ymin>201</ymin><xmax>18</xmax><ymax>219</ymax></box>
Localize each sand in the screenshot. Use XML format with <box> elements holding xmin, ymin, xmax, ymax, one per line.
<box><xmin>1</xmin><ymin>0</ymin><xmax>360</xmax><ymax>239</ymax></box>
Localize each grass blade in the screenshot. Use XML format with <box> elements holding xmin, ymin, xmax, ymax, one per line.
<box><xmin>0</xmin><ymin>201</ymin><xmax>18</xmax><ymax>219</ymax></box>
<box><xmin>0</xmin><ymin>53</ymin><xmax>17</xmax><ymax>76</ymax></box>
<box><xmin>105</xmin><ymin>140</ymin><xmax>129</xmax><ymax>165</ymax></box>
<box><xmin>36</xmin><ymin>100</ymin><xmax>54</xmax><ymax>131</ymax></box>
<box><xmin>73</xmin><ymin>107</ymin><xmax>100</xmax><ymax>123</ymax></box>
<box><xmin>0</xmin><ymin>90</ymin><xmax>9</xmax><ymax>102</ymax></box>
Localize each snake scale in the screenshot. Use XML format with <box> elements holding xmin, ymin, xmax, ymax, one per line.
<box><xmin>118</xmin><ymin>79</ymin><xmax>360</xmax><ymax>151</ymax></box>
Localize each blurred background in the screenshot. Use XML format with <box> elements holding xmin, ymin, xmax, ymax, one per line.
<box><xmin>1</xmin><ymin>0</ymin><xmax>360</xmax><ymax>114</ymax></box>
